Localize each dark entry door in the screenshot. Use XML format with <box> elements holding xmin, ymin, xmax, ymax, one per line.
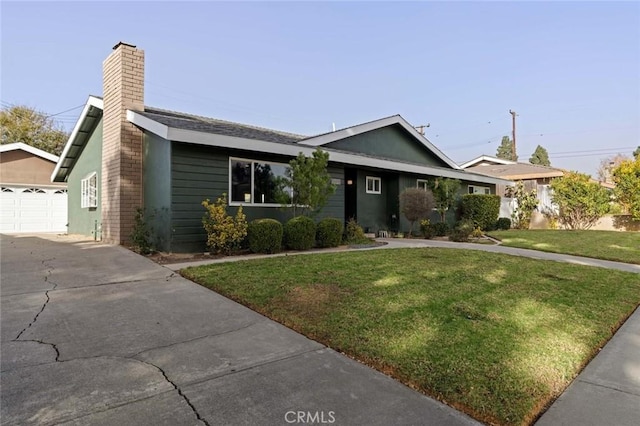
<box><xmin>344</xmin><ymin>168</ymin><xmax>357</xmax><ymax>222</ymax></box>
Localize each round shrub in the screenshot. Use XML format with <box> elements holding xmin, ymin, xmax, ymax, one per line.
<box><xmin>496</xmin><ymin>217</ymin><xmax>512</xmax><ymax>230</ymax></box>
<box><xmin>450</xmin><ymin>220</ymin><xmax>474</xmax><ymax>242</ymax></box>
<box><xmin>247</xmin><ymin>219</ymin><xmax>283</xmax><ymax>254</ymax></box>
<box><xmin>421</xmin><ymin>225</ymin><xmax>435</xmax><ymax>239</ymax></box>
<box><xmin>284</xmin><ymin>216</ymin><xmax>316</xmax><ymax>250</ymax></box>
<box><xmin>316</xmin><ymin>217</ymin><xmax>343</xmax><ymax>248</ymax></box>
<box><xmin>432</xmin><ymin>222</ymin><xmax>450</xmax><ymax>237</ymax></box>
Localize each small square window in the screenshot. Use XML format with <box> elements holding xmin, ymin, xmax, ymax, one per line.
<box><xmin>417</xmin><ymin>179</ymin><xmax>429</xmax><ymax>190</ymax></box>
<box><xmin>366</xmin><ymin>176</ymin><xmax>381</xmax><ymax>194</ymax></box>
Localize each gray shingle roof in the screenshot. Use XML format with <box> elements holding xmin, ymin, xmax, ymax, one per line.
<box><xmin>135</xmin><ymin>107</ymin><xmax>307</xmax><ymax>144</ymax></box>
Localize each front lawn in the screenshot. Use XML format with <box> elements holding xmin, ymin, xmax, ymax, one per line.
<box><xmin>182</xmin><ymin>248</ymin><xmax>640</xmax><ymax>425</ymax></box>
<box><xmin>488</xmin><ymin>229</ymin><xmax>640</xmax><ymax>264</ymax></box>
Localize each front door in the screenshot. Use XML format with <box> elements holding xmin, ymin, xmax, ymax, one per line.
<box><xmin>344</xmin><ymin>168</ymin><xmax>357</xmax><ymax>222</ymax></box>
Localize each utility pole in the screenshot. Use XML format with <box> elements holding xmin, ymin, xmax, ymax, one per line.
<box><xmin>509</xmin><ymin>110</ymin><xmax>517</xmax><ymax>161</ymax></box>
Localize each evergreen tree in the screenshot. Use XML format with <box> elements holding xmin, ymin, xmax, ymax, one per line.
<box><xmin>529</xmin><ymin>145</ymin><xmax>551</xmax><ymax>166</ymax></box>
<box><xmin>496</xmin><ymin>136</ymin><xmax>517</xmax><ymax>161</ymax></box>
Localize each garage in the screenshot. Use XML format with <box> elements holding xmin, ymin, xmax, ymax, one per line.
<box><xmin>0</xmin><ymin>143</ymin><xmax>68</xmax><ymax>234</ymax></box>
<box><xmin>0</xmin><ymin>186</ymin><xmax>68</xmax><ymax>233</ymax></box>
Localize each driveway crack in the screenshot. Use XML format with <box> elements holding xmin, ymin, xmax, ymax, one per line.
<box><xmin>15</xmin><ymin>281</ymin><xmax>57</xmax><ymax>340</ymax></box>
<box><xmin>10</xmin><ymin>338</ymin><xmax>60</xmax><ymax>361</ymax></box>
<box><xmin>135</xmin><ymin>358</ymin><xmax>211</xmax><ymax>426</ymax></box>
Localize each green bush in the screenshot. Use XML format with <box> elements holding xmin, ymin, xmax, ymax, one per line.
<box><xmin>130</xmin><ymin>207</ymin><xmax>153</xmax><ymax>254</ymax></box>
<box><xmin>496</xmin><ymin>217</ymin><xmax>512</xmax><ymax>230</ymax></box>
<box><xmin>420</xmin><ymin>220</ymin><xmax>435</xmax><ymax>239</ymax></box>
<box><xmin>450</xmin><ymin>220</ymin><xmax>474</xmax><ymax>242</ymax></box>
<box><xmin>432</xmin><ymin>222</ymin><xmax>450</xmax><ymax>236</ymax></box>
<box><xmin>316</xmin><ymin>217</ymin><xmax>344</xmax><ymax>248</ymax></box>
<box><xmin>344</xmin><ymin>218</ymin><xmax>367</xmax><ymax>244</ymax></box>
<box><xmin>202</xmin><ymin>194</ymin><xmax>248</xmax><ymax>255</ymax></box>
<box><xmin>284</xmin><ymin>216</ymin><xmax>316</xmax><ymax>250</ymax></box>
<box><xmin>461</xmin><ymin>194</ymin><xmax>501</xmax><ymax>231</ymax></box>
<box><xmin>248</xmin><ymin>219</ymin><xmax>283</xmax><ymax>253</ymax></box>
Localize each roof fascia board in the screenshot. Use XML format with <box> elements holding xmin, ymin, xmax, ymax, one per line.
<box><xmin>0</xmin><ymin>142</ymin><xmax>59</xmax><ymax>163</ymax></box>
<box><xmin>51</xmin><ymin>96</ymin><xmax>103</xmax><ymax>182</ymax></box>
<box><xmin>153</xmin><ymin>125</ymin><xmax>511</xmax><ymax>186</ymax></box>
<box><xmin>127</xmin><ymin>110</ymin><xmax>170</xmax><ymax>139</ymax></box>
<box><xmin>299</xmin><ymin>115</ymin><xmax>461</xmax><ymax>170</ymax></box>
<box><xmin>460</xmin><ymin>155</ymin><xmax>515</xmax><ymax>168</ymax></box>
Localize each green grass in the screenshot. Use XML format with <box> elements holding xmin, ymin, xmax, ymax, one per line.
<box><xmin>488</xmin><ymin>230</ymin><xmax>640</xmax><ymax>264</ymax></box>
<box><xmin>182</xmin><ymin>248</ymin><xmax>640</xmax><ymax>425</ymax></box>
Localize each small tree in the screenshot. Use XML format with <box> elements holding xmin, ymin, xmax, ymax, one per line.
<box><xmin>399</xmin><ymin>187</ymin><xmax>435</xmax><ymax>236</ymax></box>
<box><xmin>633</xmin><ymin>146</ymin><xmax>640</xmax><ymax>159</ymax></box>
<box><xmin>550</xmin><ymin>172</ymin><xmax>610</xmax><ymax>230</ymax></box>
<box><xmin>612</xmin><ymin>156</ymin><xmax>640</xmax><ymax>220</ymax></box>
<box><xmin>529</xmin><ymin>145</ymin><xmax>551</xmax><ymax>166</ymax></box>
<box><xmin>0</xmin><ymin>105</ymin><xmax>69</xmax><ymax>155</ymax></box>
<box><xmin>496</xmin><ymin>136</ymin><xmax>517</xmax><ymax>161</ymax></box>
<box><xmin>202</xmin><ymin>193</ymin><xmax>248</xmax><ymax>254</ymax></box>
<box><xmin>505</xmin><ymin>181</ymin><xmax>538</xmax><ymax>229</ymax></box>
<box><xmin>429</xmin><ymin>178</ymin><xmax>460</xmax><ymax>223</ymax></box>
<box><xmin>283</xmin><ymin>148</ymin><xmax>336</xmax><ymax>217</ymax></box>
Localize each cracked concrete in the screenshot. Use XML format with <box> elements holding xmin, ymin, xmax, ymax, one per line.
<box><xmin>1</xmin><ymin>233</ymin><xmax>480</xmax><ymax>425</ymax></box>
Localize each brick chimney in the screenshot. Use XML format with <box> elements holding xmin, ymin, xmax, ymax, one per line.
<box><xmin>101</xmin><ymin>42</ymin><xmax>144</xmax><ymax>244</ymax></box>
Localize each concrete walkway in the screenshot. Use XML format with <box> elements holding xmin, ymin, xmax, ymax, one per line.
<box><xmin>0</xmin><ymin>233</ymin><xmax>479</xmax><ymax>426</ymax></box>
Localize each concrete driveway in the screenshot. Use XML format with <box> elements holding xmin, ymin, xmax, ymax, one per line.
<box><xmin>0</xmin><ymin>234</ymin><xmax>478</xmax><ymax>426</ymax></box>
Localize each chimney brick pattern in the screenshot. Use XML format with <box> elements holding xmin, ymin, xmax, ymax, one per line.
<box><xmin>101</xmin><ymin>43</ymin><xmax>144</xmax><ymax>244</ymax></box>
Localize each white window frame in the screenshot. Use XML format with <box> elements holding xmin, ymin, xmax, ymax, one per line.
<box><xmin>81</xmin><ymin>172</ymin><xmax>98</xmax><ymax>208</ymax></box>
<box><xmin>366</xmin><ymin>176</ymin><xmax>381</xmax><ymax>194</ymax></box>
<box><xmin>468</xmin><ymin>185</ymin><xmax>491</xmax><ymax>195</ymax></box>
<box><xmin>416</xmin><ymin>179</ymin><xmax>429</xmax><ymax>190</ymax></box>
<box><xmin>228</xmin><ymin>157</ymin><xmax>293</xmax><ymax>207</ymax></box>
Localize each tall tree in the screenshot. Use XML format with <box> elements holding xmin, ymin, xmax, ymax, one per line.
<box><xmin>596</xmin><ymin>154</ymin><xmax>629</xmax><ymax>183</ymax></box>
<box><xmin>496</xmin><ymin>136</ymin><xmax>517</xmax><ymax>161</ymax></box>
<box><xmin>529</xmin><ymin>145</ymin><xmax>551</xmax><ymax>166</ymax></box>
<box><xmin>633</xmin><ymin>146</ymin><xmax>640</xmax><ymax>158</ymax></box>
<box><xmin>282</xmin><ymin>148</ymin><xmax>336</xmax><ymax>217</ymax></box>
<box><xmin>0</xmin><ymin>105</ymin><xmax>69</xmax><ymax>155</ymax></box>
<box><xmin>612</xmin><ymin>156</ymin><xmax>640</xmax><ymax>220</ymax></box>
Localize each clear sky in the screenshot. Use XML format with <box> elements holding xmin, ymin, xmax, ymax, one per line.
<box><xmin>2</xmin><ymin>1</ymin><xmax>639</xmax><ymax>176</ymax></box>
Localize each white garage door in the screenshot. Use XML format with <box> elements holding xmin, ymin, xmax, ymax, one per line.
<box><xmin>0</xmin><ymin>186</ymin><xmax>68</xmax><ymax>233</ymax></box>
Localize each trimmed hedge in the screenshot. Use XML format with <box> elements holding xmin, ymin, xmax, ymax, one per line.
<box><xmin>461</xmin><ymin>194</ymin><xmax>501</xmax><ymax>231</ymax></box>
<box><xmin>496</xmin><ymin>217</ymin><xmax>512</xmax><ymax>230</ymax></box>
<box><xmin>247</xmin><ymin>219</ymin><xmax>283</xmax><ymax>254</ymax></box>
<box><xmin>284</xmin><ymin>216</ymin><xmax>316</xmax><ymax>250</ymax></box>
<box><xmin>316</xmin><ymin>217</ymin><xmax>344</xmax><ymax>248</ymax></box>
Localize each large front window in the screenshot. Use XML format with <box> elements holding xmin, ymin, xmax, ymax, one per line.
<box><xmin>230</xmin><ymin>158</ymin><xmax>292</xmax><ymax>205</ymax></box>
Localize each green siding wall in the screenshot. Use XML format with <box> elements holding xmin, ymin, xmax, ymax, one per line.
<box><xmin>144</xmin><ymin>133</ymin><xmax>172</xmax><ymax>251</ymax></box>
<box><xmin>170</xmin><ymin>142</ymin><xmax>344</xmax><ymax>252</ymax></box>
<box><xmin>67</xmin><ymin>119</ymin><xmax>103</xmax><ymax>237</ymax></box>
<box><xmin>324</xmin><ymin>125</ymin><xmax>449</xmax><ymax>167</ymax></box>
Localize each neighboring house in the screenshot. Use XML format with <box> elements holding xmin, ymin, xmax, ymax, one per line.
<box><xmin>0</xmin><ymin>142</ymin><xmax>68</xmax><ymax>232</ymax></box>
<box><xmin>52</xmin><ymin>42</ymin><xmax>510</xmax><ymax>252</ymax></box>
<box><xmin>460</xmin><ymin>155</ymin><xmax>564</xmax><ymax>216</ymax></box>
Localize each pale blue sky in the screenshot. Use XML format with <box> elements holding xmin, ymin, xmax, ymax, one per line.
<box><xmin>2</xmin><ymin>1</ymin><xmax>639</xmax><ymax>176</ymax></box>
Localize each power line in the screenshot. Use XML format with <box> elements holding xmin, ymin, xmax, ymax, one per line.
<box><xmin>45</xmin><ymin>104</ymin><xmax>84</xmax><ymax>118</ymax></box>
<box><xmin>549</xmin><ymin>146</ymin><xmax>636</xmax><ymax>155</ymax></box>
